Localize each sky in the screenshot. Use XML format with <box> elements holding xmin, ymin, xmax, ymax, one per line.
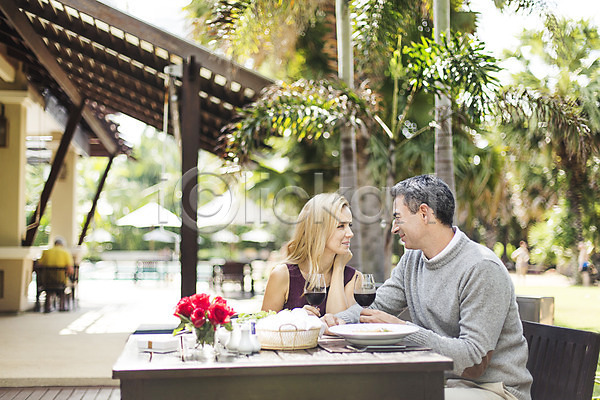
<box><xmin>470</xmin><ymin>0</ymin><xmax>600</xmax><ymax>57</ymax></box>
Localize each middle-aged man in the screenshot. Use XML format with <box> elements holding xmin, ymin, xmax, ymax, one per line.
<box><xmin>324</xmin><ymin>175</ymin><xmax>532</xmax><ymax>400</ymax></box>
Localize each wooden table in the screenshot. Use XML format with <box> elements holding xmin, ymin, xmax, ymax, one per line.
<box><xmin>113</xmin><ymin>334</ymin><xmax>453</xmax><ymax>400</ymax></box>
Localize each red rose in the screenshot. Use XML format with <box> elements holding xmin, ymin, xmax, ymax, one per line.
<box><xmin>207</xmin><ymin>301</ymin><xmax>235</xmax><ymax>326</ymax></box>
<box><xmin>189</xmin><ymin>293</ymin><xmax>211</xmax><ymax>312</ymax></box>
<box><xmin>174</xmin><ymin>296</ymin><xmax>194</xmax><ymax>318</ymax></box>
<box><xmin>190</xmin><ymin>308</ymin><xmax>206</xmax><ymax>328</ymax></box>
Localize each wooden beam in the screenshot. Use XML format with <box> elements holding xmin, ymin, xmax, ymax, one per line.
<box><xmin>24</xmin><ymin>99</ymin><xmax>85</xmax><ymax>246</ymax></box>
<box><xmin>0</xmin><ymin>51</ymin><xmax>16</xmax><ymax>82</ymax></box>
<box><xmin>78</xmin><ymin>155</ymin><xmax>114</xmax><ymax>246</ymax></box>
<box><xmin>44</xmin><ymin>93</ymin><xmax>90</xmax><ymax>156</ymax></box>
<box><xmin>180</xmin><ymin>56</ymin><xmax>200</xmax><ymax>297</ymax></box>
<box><xmin>0</xmin><ymin>0</ymin><xmax>117</xmax><ymax>154</ymax></box>
<box><xmin>54</xmin><ymin>0</ymin><xmax>273</xmax><ymax>93</ymax></box>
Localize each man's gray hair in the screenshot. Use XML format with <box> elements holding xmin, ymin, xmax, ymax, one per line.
<box><xmin>390</xmin><ymin>175</ymin><xmax>454</xmax><ymax>227</ymax></box>
<box><xmin>54</xmin><ymin>237</ymin><xmax>67</xmax><ymax>246</ymax></box>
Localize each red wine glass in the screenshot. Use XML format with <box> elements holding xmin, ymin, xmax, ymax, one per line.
<box><xmin>354</xmin><ymin>273</ymin><xmax>376</xmax><ymax>307</ymax></box>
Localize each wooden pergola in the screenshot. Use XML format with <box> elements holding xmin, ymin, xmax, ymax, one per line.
<box><xmin>0</xmin><ymin>0</ymin><xmax>272</xmax><ymax>297</ymax></box>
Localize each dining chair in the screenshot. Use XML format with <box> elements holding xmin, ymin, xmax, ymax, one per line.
<box><xmin>522</xmin><ymin>320</ymin><xmax>600</xmax><ymax>400</ymax></box>
<box><xmin>34</xmin><ymin>265</ymin><xmax>69</xmax><ymax>312</ymax></box>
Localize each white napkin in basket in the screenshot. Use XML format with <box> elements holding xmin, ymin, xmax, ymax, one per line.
<box><xmin>257</xmin><ymin>308</ymin><xmax>324</xmax><ymax>335</ymax></box>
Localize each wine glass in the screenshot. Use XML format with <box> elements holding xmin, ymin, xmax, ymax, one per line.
<box><xmin>354</xmin><ymin>273</ymin><xmax>376</xmax><ymax>307</ymax></box>
<box><xmin>304</xmin><ymin>273</ymin><xmax>327</xmax><ymax>307</ymax></box>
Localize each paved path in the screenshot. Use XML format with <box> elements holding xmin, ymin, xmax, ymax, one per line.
<box><xmin>509</xmin><ymin>269</ymin><xmax>573</xmax><ymax>288</ymax></box>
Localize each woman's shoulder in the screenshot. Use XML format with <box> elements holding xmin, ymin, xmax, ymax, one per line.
<box><xmin>270</xmin><ymin>263</ymin><xmax>291</xmax><ymax>276</ymax></box>
<box><xmin>266</xmin><ymin>263</ymin><xmax>291</xmax><ymax>285</ymax></box>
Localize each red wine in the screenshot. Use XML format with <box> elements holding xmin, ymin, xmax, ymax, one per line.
<box><xmin>305</xmin><ymin>292</ymin><xmax>326</xmax><ymax>306</ymax></box>
<box><xmin>354</xmin><ymin>293</ymin><xmax>376</xmax><ymax>307</ymax></box>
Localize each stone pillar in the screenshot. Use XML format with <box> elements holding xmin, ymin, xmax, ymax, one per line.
<box><xmin>0</xmin><ymin>90</ymin><xmax>39</xmax><ymax>312</ymax></box>
<box><xmin>0</xmin><ymin>97</ymin><xmax>28</xmax><ymax>246</ymax></box>
<box><xmin>50</xmin><ymin>143</ymin><xmax>78</xmax><ymax>247</ymax></box>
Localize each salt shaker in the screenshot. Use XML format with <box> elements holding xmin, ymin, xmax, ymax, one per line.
<box><xmin>237</xmin><ymin>323</ymin><xmax>254</xmax><ymax>355</ymax></box>
<box><xmin>226</xmin><ymin>323</ymin><xmax>241</xmax><ymax>352</ymax></box>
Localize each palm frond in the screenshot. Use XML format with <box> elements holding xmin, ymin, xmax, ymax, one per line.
<box><xmin>220</xmin><ymin>78</ymin><xmax>380</xmax><ymax>163</ymax></box>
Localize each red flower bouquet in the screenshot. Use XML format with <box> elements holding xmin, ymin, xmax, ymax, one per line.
<box><xmin>173</xmin><ymin>293</ymin><xmax>236</xmax><ymax>346</ymax></box>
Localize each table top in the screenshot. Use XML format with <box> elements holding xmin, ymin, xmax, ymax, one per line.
<box><xmin>113</xmin><ymin>334</ymin><xmax>453</xmax><ymax>380</ymax></box>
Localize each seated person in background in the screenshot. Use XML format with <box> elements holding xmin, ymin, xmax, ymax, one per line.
<box><xmin>38</xmin><ymin>237</ymin><xmax>74</xmax><ymax>310</ymax></box>
<box><xmin>261</xmin><ymin>193</ymin><xmax>358</xmax><ymax>316</ymax></box>
<box><xmin>324</xmin><ymin>175</ymin><xmax>532</xmax><ymax>400</ymax></box>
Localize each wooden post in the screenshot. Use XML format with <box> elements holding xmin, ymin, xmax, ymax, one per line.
<box><xmin>23</xmin><ymin>99</ymin><xmax>85</xmax><ymax>246</ymax></box>
<box><xmin>180</xmin><ymin>57</ymin><xmax>200</xmax><ymax>297</ymax></box>
<box><xmin>78</xmin><ymin>154</ymin><xmax>114</xmax><ymax>246</ymax></box>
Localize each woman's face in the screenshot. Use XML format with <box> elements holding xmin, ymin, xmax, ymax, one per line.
<box><xmin>324</xmin><ymin>206</ymin><xmax>353</xmax><ymax>256</ymax></box>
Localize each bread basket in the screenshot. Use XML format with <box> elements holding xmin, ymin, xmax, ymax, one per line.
<box><xmin>257</xmin><ymin>323</ymin><xmax>320</xmax><ymax>350</ymax></box>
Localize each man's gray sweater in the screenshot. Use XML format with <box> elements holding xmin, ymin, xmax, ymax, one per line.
<box><xmin>337</xmin><ymin>229</ymin><xmax>532</xmax><ymax>400</ymax></box>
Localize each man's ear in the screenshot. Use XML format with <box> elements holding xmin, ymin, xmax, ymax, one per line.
<box><xmin>419</xmin><ymin>203</ymin><xmax>429</xmax><ymax>223</ymax></box>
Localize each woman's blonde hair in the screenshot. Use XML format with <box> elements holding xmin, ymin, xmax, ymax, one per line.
<box><xmin>284</xmin><ymin>193</ymin><xmax>350</xmax><ymax>288</ymax></box>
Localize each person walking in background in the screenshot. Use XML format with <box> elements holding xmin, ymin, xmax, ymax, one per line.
<box><xmin>511</xmin><ymin>241</ymin><xmax>530</xmax><ymax>282</ymax></box>
<box><xmin>578</xmin><ymin>241</ymin><xmax>591</xmax><ymax>286</ymax></box>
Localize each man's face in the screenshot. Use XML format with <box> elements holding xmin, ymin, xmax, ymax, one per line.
<box><xmin>391</xmin><ymin>196</ymin><xmax>427</xmax><ymax>250</ymax></box>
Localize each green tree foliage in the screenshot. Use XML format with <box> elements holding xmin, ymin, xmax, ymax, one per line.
<box><xmin>78</xmin><ymin>128</ymin><xmax>182</xmax><ymax>252</ymax></box>
<box><xmin>497</xmin><ymin>17</ymin><xmax>600</xmax><ymax>268</ymax></box>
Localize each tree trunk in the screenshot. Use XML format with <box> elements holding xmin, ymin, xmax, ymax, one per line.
<box><xmin>321</xmin><ymin>2</ymin><xmax>338</xmax><ymax>73</ymax></box>
<box><xmin>433</xmin><ymin>0</ymin><xmax>456</xmax><ymax>201</ymax></box>
<box><xmin>357</xmin><ymin>130</ymin><xmax>385</xmax><ymax>281</ymax></box>
<box><xmin>336</xmin><ymin>0</ymin><xmax>361</xmax><ymax>269</ymax></box>
<box><xmin>558</xmin><ymin>143</ymin><xmax>586</xmax><ymax>279</ymax></box>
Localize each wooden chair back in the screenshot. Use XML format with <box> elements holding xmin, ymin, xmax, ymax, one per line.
<box><xmin>35</xmin><ymin>266</ymin><xmax>68</xmax><ymax>290</ymax></box>
<box><xmin>522</xmin><ymin>320</ymin><xmax>600</xmax><ymax>400</ymax></box>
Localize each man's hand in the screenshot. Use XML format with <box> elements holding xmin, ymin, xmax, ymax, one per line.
<box><xmin>359</xmin><ymin>309</ymin><xmax>405</xmax><ymax>324</ymax></box>
<box><xmin>462</xmin><ymin>350</ymin><xmax>494</xmax><ymax>379</ymax></box>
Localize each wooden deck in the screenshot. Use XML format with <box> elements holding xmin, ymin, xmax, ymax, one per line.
<box><xmin>0</xmin><ymin>387</ymin><xmax>119</xmax><ymax>400</ymax></box>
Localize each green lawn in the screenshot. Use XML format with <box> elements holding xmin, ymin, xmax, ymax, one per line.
<box><xmin>514</xmin><ymin>284</ymin><xmax>600</xmax><ymax>398</ymax></box>
<box><xmin>514</xmin><ymin>285</ymin><xmax>600</xmax><ymax>332</ymax></box>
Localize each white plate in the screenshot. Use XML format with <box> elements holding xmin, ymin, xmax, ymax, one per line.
<box><xmin>329</xmin><ymin>323</ymin><xmax>419</xmax><ymax>345</ymax></box>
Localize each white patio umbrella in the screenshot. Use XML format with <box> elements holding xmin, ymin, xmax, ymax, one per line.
<box><xmin>240</xmin><ymin>228</ymin><xmax>275</xmax><ymax>243</ymax></box>
<box><xmin>210</xmin><ymin>230</ymin><xmax>240</xmax><ymax>243</ymax></box>
<box><xmin>116</xmin><ymin>202</ymin><xmax>181</xmax><ymax>228</ymax></box>
<box><xmin>142</xmin><ymin>228</ymin><xmax>179</xmax><ymax>243</ymax></box>
<box><xmin>86</xmin><ymin>228</ymin><xmax>114</xmax><ymax>243</ymax></box>
<box><xmin>197</xmin><ymin>191</ymin><xmax>276</xmax><ymax>230</ymax></box>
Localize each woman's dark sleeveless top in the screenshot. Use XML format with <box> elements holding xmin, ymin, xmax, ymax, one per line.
<box><xmin>283</xmin><ymin>263</ymin><xmax>356</xmax><ymax>315</ymax></box>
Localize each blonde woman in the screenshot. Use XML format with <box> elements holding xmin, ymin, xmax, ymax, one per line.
<box><xmin>261</xmin><ymin>193</ymin><xmax>358</xmax><ymax>316</ymax></box>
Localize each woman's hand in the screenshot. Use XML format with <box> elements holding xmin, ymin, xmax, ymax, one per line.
<box><xmin>359</xmin><ymin>309</ymin><xmax>405</xmax><ymax>324</ymax></box>
<box><xmin>303</xmin><ymin>304</ymin><xmax>321</xmax><ymax>317</ymax></box>
<box><xmin>333</xmin><ymin>249</ymin><xmax>353</xmax><ymax>270</ymax></box>
<box><xmin>321</xmin><ymin>313</ymin><xmax>345</xmax><ymax>335</ymax></box>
